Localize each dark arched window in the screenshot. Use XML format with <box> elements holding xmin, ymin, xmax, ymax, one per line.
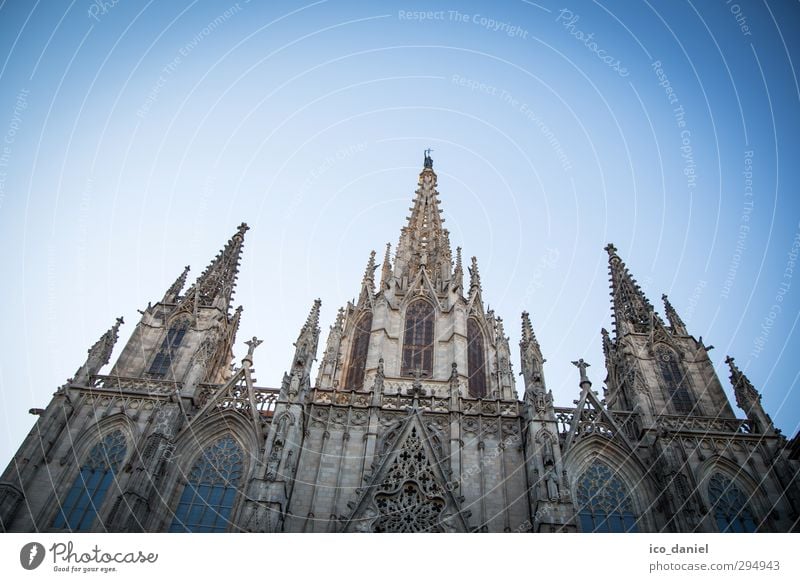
<box><xmin>345</xmin><ymin>312</ymin><xmax>373</xmax><ymax>390</ymax></box>
<box><xmin>655</xmin><ymin>346</ymin><xmax>694</xmax><ymax>414</ymax></box>
<box><xmin>708</xmin><ymin>473</ymin><xmax>757</xmax><ymax>532</ymax></box>
<box><xmin>148</xmin><ymin>319</ymin><xmax>189</xmax><ymax>377</ymax></box>
<box><xmin>169</xmin><ymin>436</ymin><xmax>244</xmax><ymax>532</ymax></box>
<box><xmin>402</xmin><ymin>300</ymin><xmax>434</xmax><ymax>377</ymax></box>
<box><xmin>467</xmin><ymin>319</ymin><xmax>487</xmax><ymax>398</ymax></box>
<box><xmin>576</xmin><ymin>461</ymin><xmax>638</xmax><ymax>532</ymax></box>
<box><xmin>53</xmin><ymin>430</ymin><xmax>127</xmax><ymax>531</ymax></box>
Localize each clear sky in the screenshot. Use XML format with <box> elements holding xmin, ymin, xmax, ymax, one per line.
<box><xmin>0</xmin><ymin>0</ymin><xmax>798</xmax><ymax>468</ymax></box>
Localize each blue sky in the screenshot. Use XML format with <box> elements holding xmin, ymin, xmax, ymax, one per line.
<box><xmin>0</xmin><ymin>0</ymin><xmax>798</xmax><ymax>467</ymax></box>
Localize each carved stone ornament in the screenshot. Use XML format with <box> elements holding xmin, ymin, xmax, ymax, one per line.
<box><xmin>344</xmin><ymin>415</ymin><xmax>468</xmax><ymax>532</ymax></box>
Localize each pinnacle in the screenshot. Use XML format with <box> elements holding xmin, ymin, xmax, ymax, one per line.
<box><xmin>363</xmin><ymin>250</ymin><xmax>377</xmax><ymax>284</ymax></box>
<box><xmin>380</xmin><ymin>243</ymin><xmax>393</xmax><ymax>287</ymax></box>
<box><xmin>469</xmin><ymin>256</ymin><xmax>481</xmax><ymax>290</ymax></box>
<box><xmin>301</xmin><ymin>298</ymin><xmax>322</xmax><ymax>336</ymax></box>
<box><xmin>162</xmin><ymin>265</ymin><xmax>192</xmax><ymax>304</ymax></box>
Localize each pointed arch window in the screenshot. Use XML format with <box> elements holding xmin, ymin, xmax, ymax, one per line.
<box><xmin>708</xmin><ymin>473</ymin><xmax>757</xmax><ymax>532</ymax></box>
<box><xmin>655</xmin><ymin>346</ymin><xmax>694</xmax><ymax>414</ymax></box>
<box><xmin>345</xmin><ymin>312</ymin><xmax>372</xmax><ymax>390</ymax></box>
<box><xmin>148</xmin><ymin>319</ymin><xmax>189</xmax><ymax>377</ymax></box>
<box><xmin>52</xmin><ymin>430</ymin><xmax>127</xmax><ymax>531</ymax></box>
<box><xmin>402</xmin><ymin>300</ymin><xmax>434</xmax><ymax>377</ymax></box>
<box><xmin>576</xmin><ymin>461</ymin><xmax>638</xmax><ymax>532</ymax></box>
<box><xmin>169</xmin><ymin>436</ymin><xmax>245</xmax><ymax>532</ymax></box>
<box><xmin>467</xmin><ymin>318</ymin><xmax>487</xmax><ymax>398</ymax></box>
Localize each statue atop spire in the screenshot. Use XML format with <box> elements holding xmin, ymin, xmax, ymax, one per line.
<box><xmin>423</xmin><ymin>148</ymin><xmax>434</xmax><ymax>169</ymax></box>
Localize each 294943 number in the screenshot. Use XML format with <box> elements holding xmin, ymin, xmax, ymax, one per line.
<box><xmin>735</xmin><ymin>561</ymin><xmax>780</xmax><ymax>571</ymax></box>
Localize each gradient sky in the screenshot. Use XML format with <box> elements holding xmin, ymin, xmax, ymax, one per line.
<box><xmin>0</xmin><ymin>0</ymin><xmax>798</xmax><ymax>468</ymax></box>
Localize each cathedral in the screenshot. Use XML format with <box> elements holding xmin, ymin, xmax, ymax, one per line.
<box><xmin>1</xmin><ymin>152</ymin><xmax>798</xmax><ymax>533</ymax></box>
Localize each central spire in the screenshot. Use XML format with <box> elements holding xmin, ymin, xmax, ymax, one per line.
<box><xmin>182</xmin><ymin>223</ymin><xmax>248</xmax><ymax>314</ymax></box>
<box><xmin>393</xmin><ymin>151</ymin><xmax>453</xmax><ymax>287</ymax></box>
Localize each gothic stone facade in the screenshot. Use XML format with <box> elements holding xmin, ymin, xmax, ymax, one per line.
<box><xmin>2</xmin><ymin>153</ymin><xmax>798</xmax><ymax>533</ymax></box>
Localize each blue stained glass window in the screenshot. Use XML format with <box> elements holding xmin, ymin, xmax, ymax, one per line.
<box><xmin>708</xmin><ymin>473</ymin><xmax>757</xmax><ymax>533</ymax></box>
<box><xmin>148</xmin><ymin>320</ymin><xmax>189</xmax><ymax>377</ymax></box>
<box><xmin>576</xmin><ymin>461</ymin><xmax>638</xmax><ymax>532</ymax></box>
<box><xmin>169</xmin><ymin>436</ymin><xmax>244</xmax><ymax>533</ymax></box>
<box><xmin>52</xmin><ymin>430</ymin><xmax>127</xmax><ymax>531</ymax></box>
<box><xmin>656</xmin><ymin>347</ymin><xmax>694</xmax><ymax>414</ymax></box>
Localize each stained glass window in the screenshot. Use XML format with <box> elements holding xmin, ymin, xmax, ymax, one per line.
<box><xmin>708</xmin><ymin>473</ymin><xmax>757</xmax><ymax>532</ymax></box>
<box><xmin>467</xmin><ymin>319</ymin><xmax>487</xmax><ymax>398</ymax></box>
<box><xmin>169</xmin><ymin>436</ymin><xmax>244</xmax><ymax>533</ymax></box>
<box><xmin>401</xmin><ymin>300</ymin><xmax>434</xmax><ymax>377</ymax></box>
<box><xmin>345</xmin><ymin>312</ymin><xmax>372</xmax><ymax>390</ymax></box>
<box><xmin>576</xmin><ymin>461</ymin><xmax>638</xmax><ymax>532</ymax></box>
<box><xmin>53</xmin><ymin>430</ymin><xmax>127</xmax><ymax>531</ymax></box>
<box><xmin>656</xmin><ymin>347</ymin><xmax>694</xmax><ymax>414</ymax></box>
<box><xmin>148</xmin><ymin>319</ymin><xmax>189</xmax><ymax>377</ymax></box>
